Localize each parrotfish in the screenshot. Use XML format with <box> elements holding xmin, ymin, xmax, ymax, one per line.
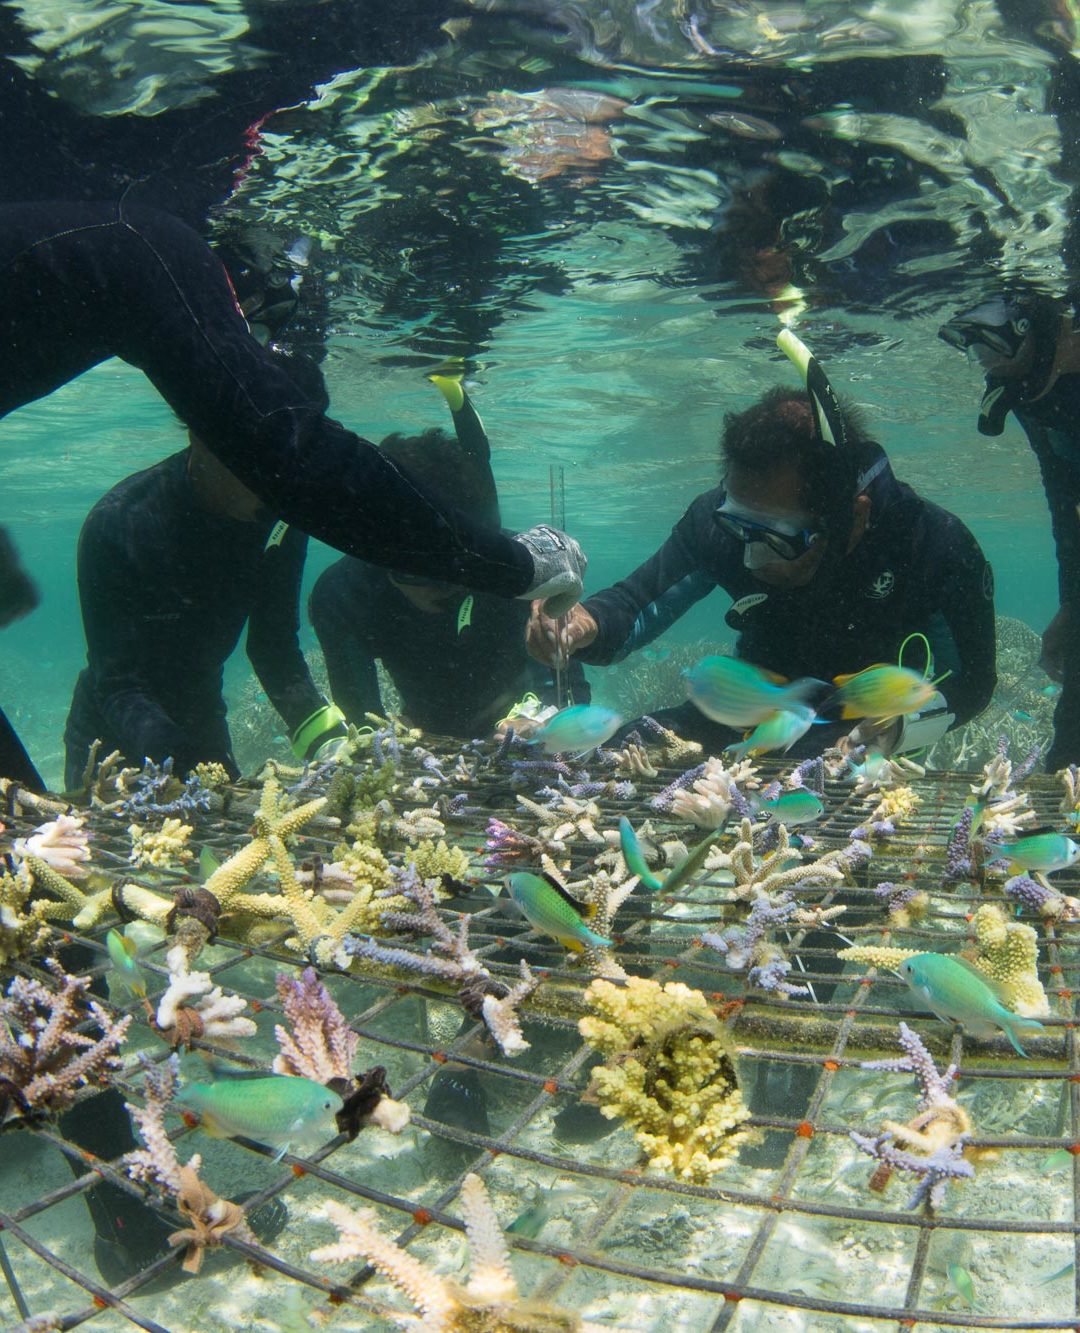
<box><xmin>832</xmin><ymin>664</ymin><xmax>936</xmax><ymax>720</ymax></box>
<box><xmin>619</xmin><ymin>817</ymin><xmax>664</xmax><ymax>891</ymax></box>
<box><xmin>174</xmin><ymin>1071</ymin><xmax>343</xmax><ymax>1159</ymax></box>
<box><xmin>725</xmin><ymin>704</ymin><xmax>817</xmax><ymax>759</ymax></box>
<box><xmin>990</xmin><ymin>831</ymin><xmax>1080</xmax><ymax>875</ymax></box>
<box><xmin>897</xmin><ymin>953</ymin><xmax>1044</xmax><ymax>1057</ymax></box>
<box><xmin>507</xmin><ymin>872</ymin><xmax>612</xmax><ymax>953</ymax></box>
<box><xmin>754</xmin><ymin>790</ymin><xmax>825</xmax><ymax>827</ymax></box>
<box><xmin>685</xmin><ymin>655</ymin><xmax>820</xmax><ymax>727</ymax></box>
<box><xmin>531</xmin><ymin>704</ymin><xmax>623</xmax><ymax>756</ymax></box>
<box><xmin>105</xmin><ymin>927</ymin><xmax>147</xmax><ymax>1001</ymax></box>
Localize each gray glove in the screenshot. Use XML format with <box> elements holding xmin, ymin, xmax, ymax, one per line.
<box><xmin>512</xmin><ymin>524</ymin><xmax>586</xmax><ymax>617</ymax></box>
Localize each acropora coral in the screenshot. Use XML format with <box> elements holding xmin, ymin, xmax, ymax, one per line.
<box><xmin>966</xmin><ymin>903</ymin><xmax>1049</xmax><ymax>1018</ymax></box>
<box><xmin>12</xmin><ymin>813</ymin><xmax>91</xmax><ymax>879</ymax></box>
<box><xmin>128</xmin><ymin>817</ymin><xmax>194</xmax><ymax>869</ymax></box>
<box><xmin>0</xmin><ymin>869</ymin><xmax>67</xmax><ymax>964</ymax></box>
<box><xmin>154</xmin><ymin>944</ymin><xmax>257</xmax><ymax>1048</ymax></box>
<box><xmin>312</xmin><ymin>1172</ymin><xmax>611</xmax><ymax>1332</ymax></box>
<box><xmin>405</xmin><ymin>837</ymin><xmax>471</xmax><ymax>884</ymax></box>
<box><xmin>579</xmin><ymin>977</ymin><xmax>751</xmax><ymax>1182</ymax></box>
<box><xmin>0</xmin><ymin>961</ymin><xmax>130</xmax><ymax>1123</ymax></box>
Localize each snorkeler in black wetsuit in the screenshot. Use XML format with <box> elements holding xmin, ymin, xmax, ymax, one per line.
<box><xmin>529</xmin><ymin>337</ymin><xmax>996</xmax><ymax>757</ymax></box>
<box><xmin>63</xmin><ymin>351</ymin><xmax>345</xmax><ymax>790</ymax></box>
<box><xmin>310</xmin><ymin>373</ymin><xmax>589</xmax><ymax>737</ymax></box>
<box><xmin>940</xmin><ymin>297</ymin><xmax>1080</xmax><ymax>768</ymax></box>
<box><xmin>0</xmin><ymin>201</ymin><xmax>585</xmax><ymax>787</ymax></box>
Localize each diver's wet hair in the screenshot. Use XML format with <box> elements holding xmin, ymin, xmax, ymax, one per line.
<box><xmin>378</xmin><ymin>428</ymin><xmax>493</xmax><ymax>521</ymax></box>
<box><xmin>720</xmin><ymin>386</ymin><xmax>871</xmax><ymax>516</ymax></box>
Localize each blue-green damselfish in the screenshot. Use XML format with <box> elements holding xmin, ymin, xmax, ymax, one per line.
<box><xmin>618</xmin><ymin>816</ymin><xmax>664</xmax><ymax>891</ymax></box>
<box><xmin>685</xmin><ymin>655</ymin><xmax>819</xmax><ymax>728</ymax></box>
<box><xmin>105</xmin><ymin>927</ymin><xmax>147</xmax><ymax>1000</ymax></box>
<box><xmin>725</xmin><ymin>705</ymin><xmax>817</xmax><ymax>759</ymax></box>
<box><xmin>531</xmin><ymin>704</ymin><xmax>623</xmax><ymax>756</ymax></box>
<box><xmin>753</xmin><ymin>789</ymin><xmax>825</xmax><ymax>827</ymax></box>
<box><xmin>175</xmin><ymin>1070</ymin><xmax>344</xmax><ymax>1158</ymax></box>
<box><xmin>898</xmin><ymin>953</ymin><xmax>1044</xmax><ymax>1057</ymax></box>
<box><xmin>991</xmin><ymin>830</ymin><xmax>1080</xmax><ymax>874</ymax></box>
<box><xmin>507</xmin><ymin>872</ymin><xmax>613</xmax><ymax>953</ymax></box>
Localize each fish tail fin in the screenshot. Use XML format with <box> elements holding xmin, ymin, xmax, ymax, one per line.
<box><xmin>271</xmin><ymin>1142</ymin><xmax>292</xmax><ymax>1165</ymax></box>
<box><xmin>1004</xmin><ymin>1015</ymin><xmax>1044</xmax><ymax>1058</ymax></box>
<box><xmin>840</xmin><ymin>704</ymin><xmax>864</xmax><ymax>720</ymax></box>
<box><xmin>584</xmin><ymin>928</ymin><xmax>614</xmax><ymax>950</ymax></box>
<box><xmin>781</xmin><ymin>677</ymin><xmax>827</xmax><ymax>707</ymax></box>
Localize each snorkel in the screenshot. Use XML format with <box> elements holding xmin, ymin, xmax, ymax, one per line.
<box><xmin>775</xmin><ymin>329</ymin><xmax>861</xmax><ymax>581</ymax></box>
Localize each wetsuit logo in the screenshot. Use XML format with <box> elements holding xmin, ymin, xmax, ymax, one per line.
<box><xmin>867</xmin><ymin>570</ymin><xmax>895</xmax><ymax>600</ymax></box>
<box><xmin>729</xmin><ymin>593</ymin><xmax>769</xmax><ymax>616</ymax></box>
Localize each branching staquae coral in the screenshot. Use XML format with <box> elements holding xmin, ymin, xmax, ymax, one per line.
<box><xmin>128</xmin><ymin>817</ymin><xmax>194</xmax><ymax>869</ymax></box>
<box><xmin>0</xmin><ymin>961</ymin><xmax>130</xmax><ymax>1124</ymax></box>
<box><xmin>312</xmin><ymin>1172</ymin><xmax>612</xmax><ymax>1332</ymax></box>
<box><xmin>701</xmin><ymin>895</ymin><xmax>820</xmax><ymax>998</ymax></box>
<box><xmin>12</xmin><ymin>813</ymin><xmax>91</xmax><ymax>879</ymax></box>
<box><xmin>875</xmin><ymin>881</ymin><xmax>930</xmax><ymax>928</ymax></box>
<box><xmin>516</xmin><ymin>792</ymin><xmax>605</xmax><ymax>849</ymax></box>
<box><xmin>663</xmin><ymin>755</ymin><xmax>760</xmax><ymax>829</ymax></box>
<box><xmin>153</xmin><ymin>944</ymin><xmax>258</xmax><ymax>1049</ymax></box>
<box><xmin>966</xmin><ymin>903</ymin><xmax>1049</xmax><ymax>1018</ymax></box>
<box><xmin>710</xmin><ymin>817</ymin><xmax>851</xmax><ymax>902</ymax></box>
<box><xmin>1003</xmin><ymin>873</ymin><xmax>1080</xmax><ymax>921</ymax></box>
<box><xmin>579</xmin><ymin>977</ymin><xmax>751</xmax><ymax>1182</ymax></box>
<box><xmin>0</xmin><ymin>869</ymin><xmax>67</xmax><ymax>963</ymax></box>
<box><xmin>405</xmin><ymin>838</ymin><xmax>471</xmax><ymax>884</ymax></box>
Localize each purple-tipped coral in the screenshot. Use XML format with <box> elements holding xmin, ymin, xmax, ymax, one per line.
<box><xmin>943</xmin><ymin>805</ymin><xmax>975</xmax><ymax>883</ymax></box>
<box><xmin>791</xmin><ymin>755</ymin><xmax>826</xmax><ymax>796</ymax></box>
<box><xmin>484</xmin><ymin>818</ymin><xmax>544</xmax><ymax>870</ymax></box>
<box><xmin>0</xmin><ymin>961</ymin><xmax>130</xmax><ymax>1124</ymax></box>
<box><xmin>849</xmin><ymin>1132</ymin><xmax>973</xmax><ymax>1210</ymax></box>
<box><xmin>273</xmin><ymin>966</ymin><xmax>359</xmax><ymax>1084</ymax></box>
<box><xmin>701</xmin><ymin>896</ymin><xmax>811</xmax><ymax>998</ymax></box>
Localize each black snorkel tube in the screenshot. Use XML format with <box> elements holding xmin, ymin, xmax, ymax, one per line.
<box><xmin>776</xmin><ymin>329</ymin><xmax>860</xmax><ymax>578</ymax></box>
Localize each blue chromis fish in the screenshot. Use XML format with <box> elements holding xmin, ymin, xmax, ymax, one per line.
<box><xmin>753</xmin><ymin>789</ymin><xmax>825</xmax><ymax>827</ymax></box>
<box><xmin>507</xmin><ymin>872</ymin><xmax>612</xmax><ymax>953</ymax></box>
<box><xmin>685</xmin><ymin>655</ymin><xmax>820</xmax><ymax>727</ymax></box>
<box><xmin>174</xmin><ymin>1071</ymin><xmax>343</xmax><ymax>1158</ymax></box>
<box><xmin>725</xmin><ymin>704</ymin><xmax>817</xmax><ymax>759</ymax></box>
<box><xmin>832</xmin><ymin>664</ymin><xmax>936</xmax><ymax>720</ymax></box>
<box><xmin>990</xmin><ymin>831</ymin><xmax>1080</xmax><ymax>874</ymax></box>
<box><xmin>947</xmin><ymin>1263</ymin><xmax>975</xmax><ymax>1308</ymax></box>
<box><xmin>531</xmin><ymin>704</ymin><xmax>623</xmax><ymax>756</ymax></box>
<box><xmin>619</xmin><ymin>817</ymin><xmax>664</xmax><ymax>891</ymax></box>
<box><xmin>897</xmin><ymin>953</ymin><xmax>1044</xmax><ymax>1057</ymax></box>
<box><xmin>105</xmin><ymin>927</ymin><xmax>147</xmax><ymax>1000</ymax></box>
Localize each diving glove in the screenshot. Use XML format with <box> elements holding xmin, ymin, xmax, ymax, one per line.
<box><xmin>512</xmin><ymin>524</ymin><xmax>586</xmax><ymax>618</ymax></box>
<box><xmin>291</xmin><ymin>703</ymin><xmax>348</xmax><ymax>763</ymax></box>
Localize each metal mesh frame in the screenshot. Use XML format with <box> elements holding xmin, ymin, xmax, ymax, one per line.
<box><xmin>0</xmin><ymin>756</ymin><xmax>1077</xmax><ymax>1332</ymax></box>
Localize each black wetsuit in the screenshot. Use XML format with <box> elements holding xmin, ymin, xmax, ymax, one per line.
<box><xmin>995</xmin><ymin>375</ymin><xmax>1080</xmax><ymax>768</ymax></box>
<box><xmin>63</xmin><ymin>451</ymin><xmax>325</xmax><ymax>788</ymax></box>
<box><xmin>310</xmin><ymin>559</ymin><xmax>588</xmax><ymax>738</ymax></box>
<box><xmin>0</xmin><ymin>200</ymin><xmax>534</xmax><ymax>786</ymax></box>
<box><xmin>577</xmin><ymin>450</ymin><xmax>996</xmax><ymax>750</ymax></box>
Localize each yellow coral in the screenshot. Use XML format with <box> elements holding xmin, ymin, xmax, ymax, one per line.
<box><xmin>868</xmin><ymin>785</ymin><xmax>921</xmax><ymax>824</ymax></box>
<box><xmin>190</xmin><ymin>761</ymin><xmax>231</xmax><ymax>790</ymax></box>
<box><xmin>128</xmin><ymin>818</ymin><xmax>194</xmax><ymax>869</ymax></box>
<box><xmin>838</xmin><ymin>945</ymin><xmax>919</xmax><ymax>971</ymax></box>
<box><xmin>967</xmin><ymin>904</ymin><xmax>1049</xmax><ymax>1018</ymax></box>
<box><xmin>579</xmin><ymin>977</ymin><xmax>751</xmax><ymax>1183</ymax></box>
<box><xmin>888</xmin><ymin>890</ymin><xmax>929</xmax><ymax>929</ymax></box>
<box><xmin>406</xmin><ymin>838</ymin><xmax>470</xmax><ymax>884</ymax></box>
<box><xmin>0</xmin><ymin>871</ymin><xmax>66</xmax><ymax>963</ymax></box>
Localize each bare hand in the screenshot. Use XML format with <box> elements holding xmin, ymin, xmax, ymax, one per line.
<box><xmin>0</xmin><ymin>528</ymin><xmax>39</xmax><ymax>629</ymax></box>
<box><xmin>525</xmin><ymin>600</ymin><xmax>598</xmax><ymax>667</ymax></box>
<box><xmin>841</xmin><ymin>717</ymin><xmax>901</xmax><ymax>756</ymax></box>
<box><xmin>1041</xmin><ymin>606</ymin><xmax>1070</xmax><ymax>683</ymax></box>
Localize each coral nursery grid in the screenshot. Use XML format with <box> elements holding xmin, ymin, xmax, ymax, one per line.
<box><xmin>0</xmin><ymin>737</ymin><xmax>1079</xmax><ymax>1331</ymax></box>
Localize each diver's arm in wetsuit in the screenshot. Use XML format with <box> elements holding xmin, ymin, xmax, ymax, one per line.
<box><xmin>918</xmin><ymin>514</ymin><xmax>997</xmax><ymax>727</ymax></box>
<box><xmin>576</xmin><ymin>492</ymin><xmax>722</xmax><ymax>665</ymax></box>
<box><xmin>307</xmin><ymin>562</ymin><xmax>384</xmax><ymax>725</ymax></box>
<box><xmin>245</xmin><ymin>526</ymin><xmax>326</xmax><ymax>733</ymax></box>
<box><xmin>0</xmin><ymin>204</ymin><xmax>562</xmax><ymax>598</ymax></box>
<box><xmin>75</xmin><ymin>519</ymin><xmax>190</xmax><ymax>764</ymax></box>
<box><xmin>1020</xmin><ymin>415</ymin><xmax>1080</xmax><ymax>604</ymax></box>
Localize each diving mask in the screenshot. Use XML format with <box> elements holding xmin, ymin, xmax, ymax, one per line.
<box><xmin>715</xmin><ymin>499</ymin><xmax>821</xmax><ymax>565</ymax></box>
<box><xmin>938</xmin><ymin>300</ymin><xmax>1032</xmax><ymax>369</ymax></box>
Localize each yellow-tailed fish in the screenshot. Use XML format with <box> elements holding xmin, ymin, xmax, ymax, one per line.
<box><xmin>898</xmin><ymin>953</ymin><xmax>1043</xmax><ymax>1057</ymax></box>
<box><xmin>507</xmin><ymin>872</ymin><xmax>612</xmax><ymax>953</ymax></box>
<box><xmin>685</xmin><ymin>655</ymin><xmax>820</xmax><ymax>728</ymax></box>
<box><xmin>947</xmin><ymin>1263</ymin><xmax>975</xmax><ymax>1308</ymax></box>
<box><xmin>619</xmin><ymin>816</ymin><xmax>664</xmax><ymax>891</ymax></box>
<box><xmin>531</xmin><ymin>704</ymin><xmax>623</xmax><ymax>756</ymax></box>
<box><xmin>990</xmin><ymin>830</ymin><xmax>1080</xmax><ymax>875</ymax></box>
<box><xmin>725</xmin><ymin>704</ymin><xmax>817</xmax><ymax>759</ymax></box>
<box><xmin>832</xmin><ymin>663</ymin><xmax>936</xmax><ymax>720</ymax></box>
<box><xmin>753</xmin><ymin>789</ymin><xmax>825</xmax><ymax>827</ymax></box>
<box><xmin>105</xmin><ymin>927</ymin><xmax>147</xmax><ymax>1000</ymax></box>
<box><xmin>174</xmin><ymin>1070</ymin><xmax>343</xmax><ymax>1160</ymax></box>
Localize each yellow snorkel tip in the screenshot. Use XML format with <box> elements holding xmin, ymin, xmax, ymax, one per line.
<box><xmin>777</xmin><ymin>328</ymin><xmax>812</xmax><ymax>381</ymax></box>
<box><xmin>426</xmin><ymin>358</ymin><xmax>466</xmax><ymax>412</ymax></box>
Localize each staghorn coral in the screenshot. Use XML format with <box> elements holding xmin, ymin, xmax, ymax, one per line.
<box><xmin>190</xmin><ymin>761</ymin><xmax>231</xmax><ymax>791</ymax></box>
<box><xmin>0</xmin><ymin>961</ymin><xmax>130</xmax><ymax>1123</ymax></box>
<box><xmin>666</xmin><ymin>755</ymin><xmax>760</xmax><ymax>829</ymax></box>
<box><xmin>153</xmin><ymin>944</ymin><xmax>257</xmax><ymax>1048</ymax></box>
<box><xmin>393</xmin><ymin>805</ymin><xmax>447</xmax><ymax>845</ymax></box>
<box><xmin>516</xmin><ymin>793</ymin><xmax>605</xmax><ymax>849</ymax></box>
<box><xmin>124</xmin><ymin>1055</ymin><xmax>255</xmax><ymax>1273</ymax></box>
<box><xmin>273</xmin><ymin>967</ymin><xmax>410</xmax><ymax>1135</ymax></box>
<box><xmin>838</xmin><ymin>944</ymin><xmax>920</xmax><ymax>971</ymax></box>
<box><xmin>702</xmin><ymin>894</ymin><xmax>813</xmax><ymax>998</ymax></box>
<box><xmin>579</xmin><ymin>977</ymin><xmax>751</xmax><ymax>1183</ymax></box>
<box><xmin>311</xmin><ymin>1172</ymin><xmax>610</xmax><ymax>1331</ymax></box>
<box><xmin>480</xmin><ymin>960</ymin><xmax>540</xmax><ymax>1057</ymax></box>
<box><xmin>712</xmin><ymin>816</ymin><xmax>850</xmax><ymax>902</ymax></box>
<box><xmin>128</xmin><ymin>817</ymin><xmax>194</xmax><ymax>869</ymax></box>
<box><xmin>406</xmin><ymin>838</ymin><xmax>471</xmax><ymax>884</ymax></box>
<box><xmin>12</xmin><ymin>813</ymin><xmax>91</xmax><ymax>880</ymax></box>
<box><xmin>965</xmin><ymin>903</ymin><xmax>1049</xmax><ymax>1018</ymax></box>
<box><xmin>850</xmin><ymin>1131</ymin><xmax>973</xmax><ymax>1211</ymax></box>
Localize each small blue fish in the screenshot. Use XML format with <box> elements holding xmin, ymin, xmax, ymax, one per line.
<box><xmin>175</xmin><ymin>1070</ymin><xmax>343</xmax><ymax>1159</ymax></box>
<box><xmin>1012</xmin><ymin>709</ymin><xmax>1033</xmax><ymax>722</ymax></box>
<box><xmin>898</xmin><ymin>953</ymin><xmax>1044</xmax><ymax>1057</ymax></box>
<box><xmin>619</xmin><ymin>817</ymin><xmax>664</xmax><ymax>891</ymax></box>
<box><xmin>1043</xmin><ymin>684</ymin><xmax>1062</xmax><ymax>697</ymax></box>
<box><xmin>531</xmin><ymin>705</ymin><xmax>623</xmax><ymax>756</ymax></box>
<box><xmin>992</xmin><ymin>831</ymin><xmax>1080</xmax><ymax>874</ymax></box>
<box><xmin>105</xmin><ymin>928</ymin><xmax>147</xmax><ymax>1000</ymax></box>
<box><xmin>685</xmin><ymin>656</ymin><xmax>820</xmax><ymax>728</ymax></box>
<box><xmin>947</xmin><ymin>1263</ymin><xmax>975</xmax><ymax>1308</ymax></box>
<box><xmin>507</xmin><ymin>872</ymin><xmax>612</xmax><ymax>953</ymax></box>
<box><xmin>725</xmin><ymin>705</ymin><xmax>816</xmax><ymax>759</ymax></box>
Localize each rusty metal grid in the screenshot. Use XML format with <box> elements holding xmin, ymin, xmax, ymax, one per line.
<box><xmin>0</xmin><ymin>755</ymin><xmax>1077</xmax><ymax>1332</ymax></box>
